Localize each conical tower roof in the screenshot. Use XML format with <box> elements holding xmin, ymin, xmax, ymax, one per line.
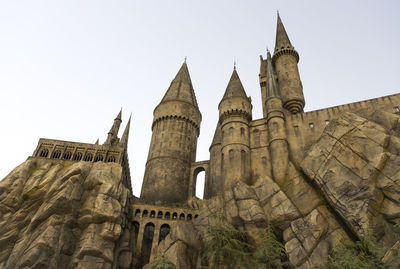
<box><xmin>275</xmin><ymin>13</ymin><xmax>293</xmax><ymax>50</ymax></box>
<box><xmin>211</xmin><ymin>122</ymin><xmax>221</xmax><ymax>146</ymax></box>
<box><xmin>120</xmin><ymin>114</ymin><xmax>131</xmax><ymax>147</ymax></box>
<box><xmin>222</xmin><ymin>68</ymin><xmax>248</xmax><ymax>100</ymax></box>
<box><xmin>160</xmin><ymin>62</ymin><xmax>199</xmax><ymax>108</ymax></box>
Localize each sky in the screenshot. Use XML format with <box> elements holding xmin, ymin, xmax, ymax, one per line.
<box><xmin>0</xmin><ymin>0</ymin><xmax>399</xmax><ymax>197</ymax></box>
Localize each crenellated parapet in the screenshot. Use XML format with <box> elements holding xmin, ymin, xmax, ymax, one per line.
<box><xmin>151</xmin><ymin>114</ymin><xmax>200</xmax><ymax>136</ymax></box>
<box><xmin>272</xmin><ymin>46</ymin><xmax>299</xmax><ymax>63</ymax></box>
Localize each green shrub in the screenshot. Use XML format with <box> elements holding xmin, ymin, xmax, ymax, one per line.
<box><xmin>325</xmin><ymin>233</ymin><xmax>387</xmax><ymax>269</ymax></box>
<box><xmin>151</xmin><ymin>255</ymin><xmax>176</xmax><ymax>269</ymax></box>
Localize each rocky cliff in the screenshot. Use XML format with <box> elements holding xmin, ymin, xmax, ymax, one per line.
<box><xmin>1</xmin><ymin>109</ymin><xmax>400</xmax><ymax>269</ymax></box>
<box><xmin>0</xmin><ymin>160</ymin><xmax>132</xmax><ymax>269</ymax></box>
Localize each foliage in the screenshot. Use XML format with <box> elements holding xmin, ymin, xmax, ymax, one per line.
<box><xmin>151</xmin><ymin>255</ymin><xmax>176</xmax><ymax>269</ymax></box>
<box><xmin>202</xmin><ymin>195</ymin><xmax>288</xmax><ymax>269</ymax></box>
<box><xmin>253</xmin><ymin>222</ymin><xmax>288</xmax><ymax>269</ymax></box>
<box><xmin>325</xmin><ymin>232</ymin><xmax>388</xmax><ymax>269</ymax></box>
<box><xmin>203</xmin><ymin>205</ymin><xmax>253</xmax><ymax>269</ymax></box>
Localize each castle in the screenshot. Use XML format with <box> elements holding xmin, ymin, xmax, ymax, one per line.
<box><xmin>28</xmin><ymin>14</ymin><xmax>400</xmax><ymax>268</ymax></box>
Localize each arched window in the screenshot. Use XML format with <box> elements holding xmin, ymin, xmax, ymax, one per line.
<box><xmin>193</xmin><ymin>166</ymin><xmax>205</xmax><ymax>199</ymax></box>
<box><xmin>165</xmin><ymin>212</ymin><xmax>170</xmax><ymax>219</ymax></box>
<box><xmin>179</xmin><ymin>213</ymin><xmax>185</xmax><ymax>220</ymax></box>
<box><xmin>107</xmin><ymin>156</ymin><xmax>116</xmax><ymax>162</ymax></box>
<box><xmin>39</xmin><ymin>148</ymin><xmax>49</xmax><ymax>157</ymax></box>
<box><xmin>94</xmin><ymin>154</ymin><xmax>103</xmax><ymax>162</ymax></box>
<box><xmin>158</xmin><ymin>224</ymin><xmax>170</xmax><ymax>244</ymax></box>
<box><xmin>157</xmin><ymin>211</ymin><xmax>163</xmax><ymax>219</ymax></box>
<box><xmin>73</xmin><ymin>152</ymin><xmax>82</xmax><ymax>161</ymax></box>
<box><xmin>142</xmin><ymin>210</ymin><xmax>148</xmax><ymax>217</ymax></box>
<box><xmin>62</xmin><ymin>151</ymin><xmax>72</xmax><ymax>160</ymax></box>
<box><xmin>240</xmin><ymin>127</ymin><xmax>245</xmax><ymax>136</ymax></box>
<box><xmin>229</xmin><ymin>127</ymin><xmax>234</xmax><ymax>136</ymax></box>
<box><xmin>83</xmin><ymin>153</ymin><xmax>93</xmax><ymax>162</ymax></box>
<box><xmin>172</xmin><ymin>213</ymin><xmax>177</xmax><ymax>219</ymax></box>
<box><xmin>51</xmin><ymin>150</ymin><xmax>61</xmax><ymax>159</ymax></box>
<box><xmin>187</xmin><ymin>214</ymin><xmax>192</xmax><ymax>220</ymax></box>
<box><xmin>194</xmin><ymin>214</ymin><xmax>199</xmax><ymax>219</ymax></box>
<box><xmin>135</xmin><ymin>209</ymin><xmax>141</xmax><ymax>217</ymax></box>
<box><xmin>150</xmin><ymin>210</ymin><xmax>156</xmax><ymax>218</ymax></box>
<box><xmin>229</xmin><ymin>149</ymin><xmax>234</xmax><ymax>160</ymax></box>
<box><xmin>140</xmin><ymin>223</ymin><xmax>155</xmax><ymax>268</ymax></box>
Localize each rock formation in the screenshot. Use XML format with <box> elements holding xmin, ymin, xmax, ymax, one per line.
<box><xmin>0</xmin><ymin>160</ymin><xmax>131</xmax><ymax>269</ymax></box>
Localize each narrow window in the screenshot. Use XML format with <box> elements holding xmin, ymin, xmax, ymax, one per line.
<box><xmin>240</xmin><ymin>127</ymin><xmax>245</xmax><ymax>136</ymax></box>
<box><xmin>84</xmin><ymin>153</ymin><xmax>93</xmax><ymax>162</ymax></box>
<box><xmin>273</xmin><ymin>122</ymin><xmax>278</xmax><ymax>130</ymax></box>
<box><xmin>94</xmin><ymin>154</ymin><xmax>103</xmax><ymax>162</ymax></box>
<box><xmin>150</xmin><ymin>210</ymin><xmax>155</xmax><ymax>218</ymax></box>
<box><xmin>73</xmin><ymin>152</ymin><xmax>82</xmax><ymax>161</ymax></box>
<box><xmin>158</xmin><ymin>224</ymin><xmax>170</xmax><ymax>244</ymax></box>
<box><xmin>157</xmin><ymin>211</ymin><xmax>163</xmax><ymax>219</ymax></box>
<box><xmin>62</xmin><ymin>151</ymin><xmax>72</xmax><ymax>160</ymax></box>
<box><xmin>179</xmin><ymin>213</ymin><xmax>185</xmax><ymax>220</ymax></box>
<box><xmin>165</xmin><ymin>212</ymin><xmax>170</xmax><ymax>219</ymax></box>
<box><xmin>172</xmin><ymin>213</ymin><xmax>177</xmax><ymax>219</ymax></box>
<box><xmin>135</xmin><ymin>209</ymin><xmax>141</xmax><ymax>217</ymax></box>
<box><xmin>39</xmin><ymin>148</ymin><xmax>49</xmax><ymax>157</ymax></box>
<box><xmin>140</xmin><ymin>223</ymin><xmax>155</xmax><ymax>268</ymax></box>
<box><xmin>229</xmin><ymin>149</ymin><xmax>234</xmax><ymax>160</ymax></box>
<box><xmin>309</xmin><ymin>123</ymin><xmax>314</xmax><ymax>129</ymax></box>
<box><xmin>51</xmin><ymin>150</ymin><xmax>61</xmax><ymax>159</ymax></box>
<box><xmin>107</xmin><ymin>156</ymin><xmax>116</xmax><ymax>162</ymax></box>
<box><xmin>229</xmin><ymin>127</ymin><xmax>234</xmax><ymax>136</ymax></box>
<box><xmin>142</xmin><ymin>210</ymin><xmax>148</xmax><ymax>217</ymax></box>
<box><xmin>294</xmin><ymin>126</ymin><xmax>299</xmax><ymax>136</ymax></box>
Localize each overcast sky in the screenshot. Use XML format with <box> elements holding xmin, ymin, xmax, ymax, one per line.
<box><xmin>0</xmin><ymin>0</ymin><xmax>399</xmax><ymax>197</ymax></box>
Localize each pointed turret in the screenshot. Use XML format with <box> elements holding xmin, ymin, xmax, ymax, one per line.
<box><xmin>266</xmin><ymin>51</ymin><xmax>280</xmax><ymax>99</ymax></box>
<box><xmin>104</xmin><ymin>109</ymin><xmax>122</xmax><ymax>146</ymax></box>
<box><xmin>95</xmin><ymin>138</ymin><xmax>99</xmax><ymax>145</ymax></box>
<box><xmin>218</xmin><ymin>67</ymin><xmax>252</xmax><ymax>189</ymax></box>
<box><xmin>272</xmin><ymin>13</ymin><xmax>304</xmax><ymax>114</ymax></box>
<box><xmin>142</xmin><ymin>61</ymin><xmax>202</xmax><ymax>205</ymax></box>
<box><xmin>120</xmin><ymin>114</ymin><xmax>131</xmax><ymax>147</ymax></box>
<box><xmin>221</xmin><ymin>69</ymin><xmax>248</xmax><ymax>101</ymax></box>
<box><xmin>275</xmin><ymin>13</ymin><xmax>294</xmax><ymax>52</ymax></box>
<box><xmin>160</xmin><ymin>62</ymin><xmax>198</xmax><ymax>108</ymax></box>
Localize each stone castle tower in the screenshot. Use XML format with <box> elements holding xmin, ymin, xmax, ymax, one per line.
<box><xmin>2</xmin><ymin>14</ymin><xmax>400</xmax><ymax>269</ymax></box>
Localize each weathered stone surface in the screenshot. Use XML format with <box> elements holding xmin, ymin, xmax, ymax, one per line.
<box><xmin>301</xmin><ymin>111</ymin><xmax>400</xmax><ymax>244</ymax></box>
<box><xmin>0</xmin><ymin>160</ymin><xmax>131</xmax><ymax>269</ymax></box>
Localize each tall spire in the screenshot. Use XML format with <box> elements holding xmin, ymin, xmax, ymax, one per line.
<box><xmin>266</xmin><ymin>50</ymin><xmax>280</xmax><ymax>99</ymax></box>
<box><xmin>221</xmin><ymin>68</ymin><xmax>248</xmax><ymax>101</ymax></box>
<box><xmin>211</xmin><ymin>122</ymin><xmax>221</xmax><ymax>146</ymax></box>
<box><xmin>120</xmin><ymin>114</ymin><xmax>131</xmax><ymax>147</ymax></box>
<box><xmin>160</xmin><ymin>62</ymin><xmax>199</xmax><ymax>108</ymax></box>
<box><xmin>275</xmin><ymin>13</ymin><xmax>293</xmax><ymax>51</ymax></box>
<box><xmin>104</xmin><ymin>109</ymin><xmax>122</xmax><ymax>145</ymax></box>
